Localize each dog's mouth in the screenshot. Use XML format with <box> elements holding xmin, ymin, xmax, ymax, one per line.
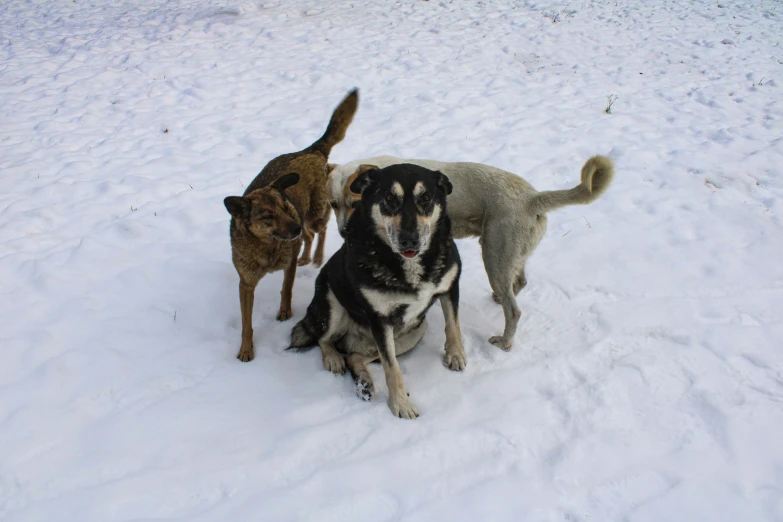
<box><xmin>401</xmin><ymin>250</ymin><xmax>418</xmax><ymax>259</ymax></box>
<box><xmin>272</xmin><ymin>232</ymin><xmax>301</xmax><ymax>241</ymax></box>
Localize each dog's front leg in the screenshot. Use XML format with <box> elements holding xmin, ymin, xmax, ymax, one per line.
<box><xmin>440</xmin><ymin>283</ymin><xmax>467</xmax><ymax>371</ymax></box>
<box><xmin>277</xmin><ymin>247</ymin><xmax>299</xmax><ymax>321</ymax></box>
<box><xmin>371</xmin><ymin>322</ymin><xmax>418</xmax><ymax>419</ymax></box>
<box><xmin>238</xmin><ymin>278</ymin><xmax>260</xmax><ymax>362</ymax></box>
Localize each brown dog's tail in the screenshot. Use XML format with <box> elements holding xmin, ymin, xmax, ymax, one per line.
<box><xmin>306</xmin><ymin>89</ymin><xmax>359</xmax><ymax>157</ymax></box>
<box><xmin>286</xmin><ymin>317</ymin><xmax>318</xmax><ymax>352</ymax></box>
<box><xmin>528</xmin><ymin>155</ymin><xmax>614</xmax><ymax>215</ymax></box>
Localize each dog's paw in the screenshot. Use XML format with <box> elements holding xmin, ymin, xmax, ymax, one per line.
<box><xmin>355</xmin><ymin>377</ymin><xmax>374</xmax><ymax>401</ymax></box>
<box><xmin>389</xmin><ymin>395</ymin><xmax>419</xmax><ymax>419</ymax></box>
<box><xmin>443</xmin><ymin>349</ymin><xmax>467</xmax><ymax>371</ymax></box>
<box><xmin>322</xmin><ymin>352</ymin><xmax>346</xmax><ymax>374</ymax></box>
<box><xmin>276</xmin><ymin>308</ymin><xmax>293</xmax><ymax>321</ymax></box>
<box><xmin>296</xmin><ymin>256</ymin><xmax>312</xmax><ymax>267</ymax></box>
<box><xmin>312</xmin><ymin>255</ymin><xmax>324</xmax><ymax>268</ymax></box>
<box><xmin>489</xmin><ymin>336</ymin><xmax>512</xmax><ymax>351</ymax></box>
<box><xmin>237</xmin><ymin>346</ymin><xmax>254</xmax><ymax>362</ymax></box>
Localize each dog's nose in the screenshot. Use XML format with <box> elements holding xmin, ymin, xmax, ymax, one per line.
<box><xmin>398</xmin><ymin>232</ymin><xmax>418</xmax><ymax>251</ymax></box>
<box><xmin>288</xmin><ymin>223</ymin><xmax>302</xmax><ymax>237</ymax></box>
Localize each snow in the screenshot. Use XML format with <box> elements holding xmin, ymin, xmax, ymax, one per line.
<box><xmin>1</xmin><ymin>0</ymin><xmax>782</xmax><ymax>520</ymax></box>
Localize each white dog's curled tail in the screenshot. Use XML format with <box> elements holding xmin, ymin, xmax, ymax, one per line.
<box><xmin>529</xmin><ymin>155</ymin><xmax>614</xmax><ymax>215</ymax></box>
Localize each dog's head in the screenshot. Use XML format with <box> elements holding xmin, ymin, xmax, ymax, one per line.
<box><xmin>349</xmin><ymin>164</ymin><xmax>452</xmax><ymax>259</ymax></box>
<box><xmin>327</xmin><ymin>163</ymin><xmax>377</xmax><ymax>238</ymax></box>
<box><xmin>224</xmin><ymin>173</ymin><xmax>303</xmax><ymax>241</ymax></box>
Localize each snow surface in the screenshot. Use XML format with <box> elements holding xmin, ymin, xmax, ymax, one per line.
<box><xmin>1</xmin><ymin>0</ymin><xmax>782</xmax><ymax>520</ymax></box>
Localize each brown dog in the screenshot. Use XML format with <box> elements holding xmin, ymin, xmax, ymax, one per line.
<box><xmin>224</xmin><ymin>89</ymin><xmax>358</xmax><ymax>362</ymax></box>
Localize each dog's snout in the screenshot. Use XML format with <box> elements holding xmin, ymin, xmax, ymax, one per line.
<box><xmin>398</xmin><ymin>231</ymin><xmax>419</xmax><ymax>251</ymax></box>
<box><xmin>288</xmin><ymin>223</ymin><xmax>302</xmax><ymax>237</ymax></box>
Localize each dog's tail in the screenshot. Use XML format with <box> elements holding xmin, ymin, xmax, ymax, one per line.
<box><xmin>528</xmin><ymin>156</ymin><xmax>614</xmax><ymax>215</ymax></box>
<box><xmin>286</xmin><ymin>317</ymin><xmax>319</xmax><ymax>353</ymax></box>
<box><xmin>306</xmin><ymin>89</ymin><xmax>359</xmax><ymax>157</ymax></box>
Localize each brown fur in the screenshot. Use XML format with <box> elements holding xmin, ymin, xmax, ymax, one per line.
<box><xmin>224</xmin><ymin>89</ymin><xmax>358</xmax><ymax>362</ymax></box>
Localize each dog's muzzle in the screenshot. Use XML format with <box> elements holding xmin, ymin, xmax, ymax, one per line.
<box><xmin>395</xmin><ymin>229</ymin><xmax>421</xmax><ymax>259</ymax></box>
<box><xmin>274</xmin><ymin>223</ymin><xmax>302</xmax><ymax>241</ymax></box>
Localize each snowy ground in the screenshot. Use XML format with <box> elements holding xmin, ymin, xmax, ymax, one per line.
<box><xmin>1</xmin><ymin>0</ymin><xmax>782</xmax><ymax>520</ymax></box>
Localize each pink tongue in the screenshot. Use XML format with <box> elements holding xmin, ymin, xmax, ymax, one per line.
<box><xmin>402</xmin><ymin>250</ymin><xmax>417</xmax><ymax>258</ymax></box>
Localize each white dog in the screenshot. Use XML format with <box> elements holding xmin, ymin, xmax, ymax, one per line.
<box><xmin>326</xmin><ymin>155</ymin><xmax>614</xmax><ymax>350</ymax></box>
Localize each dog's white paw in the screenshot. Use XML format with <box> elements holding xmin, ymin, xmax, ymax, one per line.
<box><xmin>443</xmin><ymin>349</ymin><xmax>467</xmax><ymax>371</ymax></box>
<box><xmin>355</xmin><ymin>377</ymin><xmax>374</xmax><ymax>401</ymax></box>
<box><xmin>389</xmin><ymin>395</ymin><xmax>419</xmax><ymax>419</ymax></box>
<box><xmin>322</xmin><ymin>352</ymin><xmax>345</xmax><ymax>374</ymax></box>
<box><xmin>489</xmin><ymin>336</ymin><xmax>513</xmax><ymax>351</ymax></box>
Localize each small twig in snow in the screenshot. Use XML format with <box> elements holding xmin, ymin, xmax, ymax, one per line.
<box><xmin>562</xmin><ymin>230</ymin><xmax>571</xmax><ymax>237</ymax></box>
<box><xmin>605</xmin><ymin>94</ymin><xmax>618</xmax><ymax>114</ymax></box>
<box><xmin>582</xmin><ymin>216</ymin><xmax>591</xmax><ymax>228</ymax></box>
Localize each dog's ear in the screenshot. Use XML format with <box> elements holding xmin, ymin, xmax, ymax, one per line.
<box><xmin>434</xmin><ymin>171</ymin><xmax>453</xmax><ymax>195</ymax></box>
<box><xmin>224</xmin><ymin>196</ymin><xmax>251</xmax><ymax>219</ymax></box>
<box><xmin>271</xmin><ymin>172</ymin><xmax>300</xmax><ymax>192</ymax></box>
<box><xmin>349</xmin><ymin>165</ymin><xmax>380</xmax><ymax>195</ymax></box>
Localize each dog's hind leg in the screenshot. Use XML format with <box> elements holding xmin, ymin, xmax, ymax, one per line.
<box><xmin>319</xmin><ymin>340</ymin><xmax>345</xmax><ymax>374</ymax></box>
<box><xmin>482</xmin><ymin>231</ymin><xmax>522</xmax><ymax>351</ymax></box>
<box><xmin>311</xmin><ymin>207</ymin><xmax>330</xmax><ymax>267</ymax></box>
<box><xmin>493</xmin><ymin>267</ymin><xmax>527</xmax><ymax>303</ymax></box>
<box><xmin>277</xmin><ymin>247</ymin><xmax>300</xmax><ymax>321</ymax></box>
<box><xmin>488</xmin><ymin>286</ymin><xmax>520</xmax><ymax>351</ymax></box>
<box><xmin>313</xmin><ymin>229</ymin><xmax>327</xmax><ymax>267</ymax></box>
<box><xmin>297</xmin><ymin>228</ymin><xmax>314</xmax><ymax>266</ymax></box>
<box><xmin>345</xmin><ymin>353</ymin><xmax>374</xmax><ymax>401</ymax></box>
<box><xmin>395</xmin><ymin>318</ymin><xmax>427</xmax><ymax>357</ymax></box>
<box><xmin>440</xmin><ymin>285</ymin><xmax>467</xmax><ymax>371</ymax></box>
<box><xmin>514</xmin><ymin>267</ymin><xmax>528</xmax><ymax>295</ymax></box>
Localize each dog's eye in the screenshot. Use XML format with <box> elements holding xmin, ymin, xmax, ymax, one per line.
<box><xmin>351</xmin><ymin>200</ymin><xmax>360</xmax><ymax>209</ymax></box>
<box><xmin>385</xmin><ymin>194</ymin><xmax>394</xmax><ymax>202</ymax></box>
<box><xmin>422</xmin><ymin>194</ymin><xmax>431</xmax><ymax>203</ymax></box>
<box><xmin>260</xmin><ymin>213</ymin><xmax>273</xmax><ymax>220</ymax></box>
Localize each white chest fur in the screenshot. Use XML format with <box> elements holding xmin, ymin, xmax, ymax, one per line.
<box><xmin>361</xmin><ymin>263</ymin><xmax>459</xmax><ymax>326</ymax></box>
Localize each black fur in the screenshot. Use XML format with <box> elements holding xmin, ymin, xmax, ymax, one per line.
<box><xmin>289</xmin><ymin>164</ymin><xmax>461</xmax><ymax>352</ymax></box>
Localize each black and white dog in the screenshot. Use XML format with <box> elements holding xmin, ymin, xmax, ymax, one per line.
<box><xmin>288</xmin><ymin>164</ymin><xmax>466</xmax><ymax>419</ymax></box>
